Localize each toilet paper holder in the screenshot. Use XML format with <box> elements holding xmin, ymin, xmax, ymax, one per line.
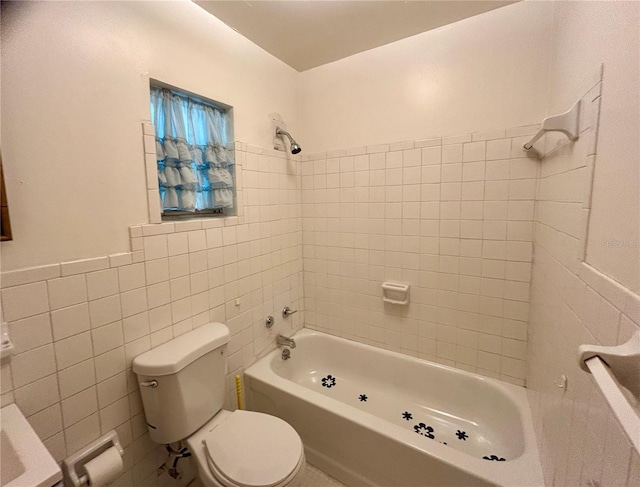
<box><xmin>63</xmin><ymin>430</ymin><xmax>124</xmax><ymax>486</ymax></box>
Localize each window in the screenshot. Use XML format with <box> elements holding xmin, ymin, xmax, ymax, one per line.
<box><xmin>150</xmin><ymin>85</ymin><xmax>235</xmax><ymax>217</ymax></box>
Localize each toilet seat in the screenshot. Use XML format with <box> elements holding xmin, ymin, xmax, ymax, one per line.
<box><xmin>203</xmin><ymin>410</ymin><xmax>304</xmax><ymax>487</ymax></box>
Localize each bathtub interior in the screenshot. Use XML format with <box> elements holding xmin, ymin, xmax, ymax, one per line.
<box><xmin>269</xmin><ymin>332</ymin><xmax>525</xmax><ymax>462</ymax></box>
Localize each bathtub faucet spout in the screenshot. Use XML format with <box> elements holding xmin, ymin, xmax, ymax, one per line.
<box><xmin>276</xmin><ymin>334</ymin><xmax>296</xmax><ymax>349</ymax></box>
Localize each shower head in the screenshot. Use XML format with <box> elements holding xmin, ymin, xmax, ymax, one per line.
<box><xmin>276</xmin><ymin>128</ymin><xmax>302</xmax><ymax>154</ymax></box>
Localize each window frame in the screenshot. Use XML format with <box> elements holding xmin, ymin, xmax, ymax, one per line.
<box><xmin>149</xmin><ymin>79</ymin><xmax>236</xmax><ymax>220</ymax></box>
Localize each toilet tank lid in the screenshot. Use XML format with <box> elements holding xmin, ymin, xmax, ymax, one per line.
<box><xmin>132</xmin><ymin>322</ymin><xmax>230</xmax><ymax>376</ymax></box>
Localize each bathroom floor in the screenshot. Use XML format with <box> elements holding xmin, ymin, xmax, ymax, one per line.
<box><xmin>301</xmin><ymin>463</ymin><xmax>346</xmax><ymax>487</ymax></box>
<box><xmin>187</xmin><ymin>463</ymin><xmax>346</xmax><ymax>487</ymax></box>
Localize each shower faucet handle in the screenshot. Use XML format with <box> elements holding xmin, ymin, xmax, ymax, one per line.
<box><xmin>282</xmin><ymin>306</ymin><xmax>298</xmax><ymax>318</ymax></box>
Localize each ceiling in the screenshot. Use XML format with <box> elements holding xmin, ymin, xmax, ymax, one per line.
<box><xmin>194</xmin><ymin>1</ymin><xmax>517</xmax><ymax>72</ymax></box>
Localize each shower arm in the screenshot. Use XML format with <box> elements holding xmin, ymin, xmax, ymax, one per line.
<box><xmin>275</xmin><ymin>127</ymin><xmax>302</xmax><ymax>154</ymax></box>
<box><xmin>276</xmin><ymin>128</ymin><xmax>295</xmax><ymax>145</ymax></box>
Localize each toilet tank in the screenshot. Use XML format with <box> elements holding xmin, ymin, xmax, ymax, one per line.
<box><xmin>132</xmin><ymin>322</ymin><xmax>230</xmax><ymax>444</ymax></box>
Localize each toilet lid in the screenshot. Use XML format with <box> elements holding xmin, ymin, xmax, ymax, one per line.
<box><xmin>204</xmin><ymin>410</ymin><xmax>303</xmax><ymax>487</ymax></box>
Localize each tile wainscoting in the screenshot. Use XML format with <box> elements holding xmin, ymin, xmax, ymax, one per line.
<box><xmin>0</xmin><ymin>142</ymin><xmax>304</xmax><ymax>486</ymax></box>
<box><xmin>3</xmin><ymin>116</ymin><xmax>637</xmax><ymax>487</ymax></box>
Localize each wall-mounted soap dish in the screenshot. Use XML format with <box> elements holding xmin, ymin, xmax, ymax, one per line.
<box><xmin>382</xmin><ymin>282</ymin><xmax>410</xmax><ymax>305</ymax></box>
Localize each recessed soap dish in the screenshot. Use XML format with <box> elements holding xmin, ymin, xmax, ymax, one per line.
<box><xmin>382</xmin><ymin>282</ymin><xmax>410</xmax><ymax>305</ymax></box>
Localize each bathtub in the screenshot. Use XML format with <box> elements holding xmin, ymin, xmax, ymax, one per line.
<box><xmin>244</xmin><ymin>329</ymin><xmax>543</xmax><ymax>487</ymax></box>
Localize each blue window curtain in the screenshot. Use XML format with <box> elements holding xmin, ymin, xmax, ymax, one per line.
<box><xmin>150</xmin><ymin>87</ymin><xmax>234</xmax><ymax>213</ymax></box>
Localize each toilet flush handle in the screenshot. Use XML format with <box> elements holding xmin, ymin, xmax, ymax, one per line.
<box><xmin>140</xmin><ymin>380</ymin><xmax>158</xmax><ymax>388</ymax></box>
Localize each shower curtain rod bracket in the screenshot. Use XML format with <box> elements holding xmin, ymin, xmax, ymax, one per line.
<box><xmin>523</xmin><ymin>99</ymin><xmax>581</xmax><ymax>152</ymax></box>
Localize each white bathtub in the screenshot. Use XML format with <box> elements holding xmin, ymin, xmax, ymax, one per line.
<box><xmin>244</xmin><ymin>329</ymin><xmax>543</xmax><ymax>487</ymax></box>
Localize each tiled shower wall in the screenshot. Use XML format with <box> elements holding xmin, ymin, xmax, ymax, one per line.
<box><xmin>4</xmin><ymin>115</ymin><xmax>637</xmax><ymax>487</ymax></box>
<box><xmin>0</xmin><ymin>142</ymin><xmax>304</xmax><ymax>486</ymax></box>
<box><xmin>301</xmin><ymin>126</ymin><xmax>541</xmax><ymax>385</ymax></box>
<box><xmin>526</xmin><ymin>77</ymin><xmax>640</xmax><ymax>485</ymax></box>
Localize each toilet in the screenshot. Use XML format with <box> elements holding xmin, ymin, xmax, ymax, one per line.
<box><xmin>132</xmin><ymin>322</ymin><xmax>306</xmax><ymax>487</ymax></box>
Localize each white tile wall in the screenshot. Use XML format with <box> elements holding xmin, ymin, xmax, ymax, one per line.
<box><xmin>527</xmin><ymin>79</ymin><xmax>640</xmax><ymax>486</ymax></box>
<box><xmin>3</xmin><ymin>113</ymin><xmax>636</xmax><ymax>487</ymax></box>
<box><xmin>301</xmin><ymin>128</ymin><xmax>538</xmax><ymax>385</ymax></box>
<box><xmin>0</xmin><ymin>142</ymin><xmax>303</xmax><ymax>486</ymax></box>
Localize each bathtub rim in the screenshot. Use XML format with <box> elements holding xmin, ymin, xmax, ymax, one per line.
<box><xmin>244</xmin><ymin>327</ymin><xmax>543</xmax><ymax>487</ymax></box>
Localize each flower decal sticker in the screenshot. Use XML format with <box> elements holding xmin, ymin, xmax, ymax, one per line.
<box><xmin>359</xmin><ymin>394</ymin><xmax>368</xmax><ymax>402</ymax></box>
<box><xmin>482</xmin><ymin>455</ymin><xmax>506</xmax><ymax>461</ymax></box>
<box><xmin>456</xmin><ymin>430</ymin><xmax>468</xmax><ymax>441</ymax></box>
<box><xmin>413</xmin><ymin>423</ymin><xmax>435</xmax><ymax>439</ymax></box>
<box><xmin>402</xmin><ymin>411</ymin><xmax>413</xmax><ymax>421</ymax></box>
<box><xmin>321</xmin><ymin>375</ymin><xmax>336</xmax><ymax>388</ymax></box>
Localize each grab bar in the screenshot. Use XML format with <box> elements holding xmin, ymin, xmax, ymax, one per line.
<box><xmin>583</xmin><ymin>356</ymin><xmax>639</xmax><ymax>455</ymax></box>
<box><xmin>578</xmin><ymin>331</ymin><xmax>640</xmax><ymax>455</ymax></box>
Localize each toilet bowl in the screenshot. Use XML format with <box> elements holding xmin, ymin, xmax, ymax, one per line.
<box><xmin>132</xmin><ymin>323</ymin><xmax>305</xmax><ymax>487</ymax></box>
<box><xmin>186</xmin><ymin>410</ymin><xmax>306</xmax><ymax>487</ymax></box>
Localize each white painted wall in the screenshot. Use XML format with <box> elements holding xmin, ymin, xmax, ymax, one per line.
<box><xmin>299</xmin><ymin>0</ymin><xmax>554</xmax><ymax>153</ymax></box>
<box><xmin>546</xmin><ymin>1</ymin><xmax>639</xmax><ymax>293</ymax></box>
<box><xmin>1</xmin><ymin>0</ymin><xmax>299</xmax><ymax>271</ymax></box>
